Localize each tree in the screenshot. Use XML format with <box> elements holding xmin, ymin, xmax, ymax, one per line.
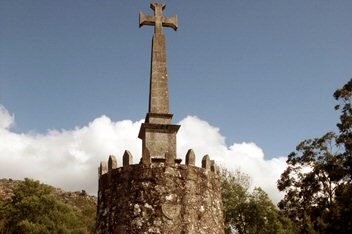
<box><xmin>278</xmin><ymin>79</ymin><xmax>352</xmax><ymax>233</ymax></box>
<box><xmin>222</xmin><ymin>169</ymin><xmax>296</xmax><ymax>234</ymax></box>
<box><xmin>221</xmin><ymin>169</ymin><xmax>251</xmax><ymax>233</ymax></box>
<box><xmin>245</xmin><ymin>187</ymin><xmax>296</xmax><ymax>234</ymax></box>
<box><xmin>334</xmin><ymin>79</ymin><xmax>352</xmax><ymax>179</ymax></box>
<box><xmin>277</xmin><ymin>132</ymin><xmax>342</xmax><ymax>232</ymax></box>
<box><xmin>0</xmin><ymin>178</ymin><xmax>91</xmax><ymax>234</ymax></box>
<box><xmin>330</xmin><ymin>79</ymin><xmax>352</xmax><ymax>232</ymax></box>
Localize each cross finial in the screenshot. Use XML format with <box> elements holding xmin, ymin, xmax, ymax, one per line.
<box><xmin>139</xmin><ymin>3</ymin><xmax>178</xmax><ymax>34</ymax></box>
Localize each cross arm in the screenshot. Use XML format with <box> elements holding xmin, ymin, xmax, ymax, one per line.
<box><xmin>162</xmin><ymin>16</ymin><xmax>178</xmax><ymax>31</ymax></box>
<box><xmin>139</xmin><ymin>11</ymin><xmax>155</xmax><ymax>28</ymax></box>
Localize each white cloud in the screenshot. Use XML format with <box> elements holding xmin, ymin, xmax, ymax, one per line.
<box><xmin>0</xmin><ymin>105</ymin><xmax>287</xmax><ymax>203</ymax></box>
<box><xmin>177</xmin><ymin>116</ymin><xmax>287</xmax><ymax>203</ymax></box>
<box><xmin>0</xmin><ymin>106</ymin><xmax>14</xmax><ymax>129</ymax></box>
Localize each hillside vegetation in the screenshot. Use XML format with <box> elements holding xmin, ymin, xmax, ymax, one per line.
<box><xmin>0</xmin><ymin>178</ymin><xmax>96</xmax><ymax>234</ymax></box>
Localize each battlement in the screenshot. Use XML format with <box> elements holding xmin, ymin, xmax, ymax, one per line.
<box><xmin>98</xmin><ymin>149</ymin><xmax>220</xmax><ymax>178</ymax></box>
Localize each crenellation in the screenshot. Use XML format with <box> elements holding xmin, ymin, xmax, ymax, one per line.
<box><xmin>185</xmin><ymin>149</ymin><xmax>196</xmax><ymax>166</ymax></box>
<box><xmin>99</xmin><ymin>161</ymin><xmax>108</xmax><ymax>176</ymax></box>
<box><xmin>100</xmin><ymin>159</ymin><xmax>221</xmax><ymax>174</ymax></box>
<box><xmin>108</xmin><ymin>155</ymin><xmax>117</xmax><ymax>172</ymax></box>
<box><xmin>141</xmin><ymin>148</ymin><xmax>151</xmax><ymax>166</ymax></box>
<box><xmin>123</xmin><ymin>150</ymin><xmax>133</xmax><ymax>167</ymax></box>
<box><xmin>99</xmin><ymin>149</ymin><xmax>221</xmax><ymax>177</ymax></box>
<box><xmin>202</xmin><ymin>154</ymin><xmax>211</xmax><ymax>171</ymax></box>
<box><xmin>210</xmin><ymin>160</ymin><xmax>216</xmax><ymax>172</ymax></box>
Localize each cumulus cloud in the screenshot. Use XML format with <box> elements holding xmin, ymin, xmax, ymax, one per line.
<box><xmin>0</xmin><ymin>105</ymin><xmax>287</xmax><ymax>203</ymax></box>
<box><xmin>177</xmin><ymin>116</ymin><xmax>287</xmax><ymax>203</ymax></box>
<box><xmin>0</xmin><ymin>106</ymin><xmax>14</xmax><ymax>129</ymax></box>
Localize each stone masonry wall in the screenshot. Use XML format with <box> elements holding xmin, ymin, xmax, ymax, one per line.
<box><xmin>96</xmin><ymin>152</ymin><xmax>224</xmax><ymax>234</ymax></box>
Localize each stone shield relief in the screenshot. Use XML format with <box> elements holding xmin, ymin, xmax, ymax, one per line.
<box><xmin>161</xmin><ymin>203</ymin><xmax>181</xmax><ymax>220</ymax></box>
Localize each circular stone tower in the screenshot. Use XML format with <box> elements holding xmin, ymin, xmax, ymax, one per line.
<box><xmin>96</xmin><ymin>3</ymin><xmax>224</xmax><ymax>234</ymax></box>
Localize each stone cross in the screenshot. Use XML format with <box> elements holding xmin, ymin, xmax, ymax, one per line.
<box><xmin>139</xmin><ymin>2</ymin><xmax>178</xmax><ymax>115</ymax></box>
<box><xmin>139</xmin><ymin>3</ymin><xmax>178</xmax><ymax>34</ymax></box>
<box><xmin>138</xmin><ymin>3</ymin><xmax>180</xmax><ymax>163</ymax></box>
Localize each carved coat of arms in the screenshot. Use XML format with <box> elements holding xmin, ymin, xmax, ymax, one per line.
<box><xmin>162</xmin><ymin>203</ymin><xmax>181</xmax><ymax>220</ymax></box>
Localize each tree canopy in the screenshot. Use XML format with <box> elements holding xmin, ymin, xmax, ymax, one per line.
<box><xmin>222</xmin><ymin>169</ymin><xmax>296</xmax><ymax>234</ymax></box>
<box><xmin>0</xmin><ymin>178</ymin><xmax>95</xmax><ymax>234</ymax></box>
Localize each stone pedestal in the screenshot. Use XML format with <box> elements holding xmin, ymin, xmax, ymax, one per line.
<box><xmin>138</xmin><ymin>113</ymin><xmax>180</xmax><ymax>163</ymax></box>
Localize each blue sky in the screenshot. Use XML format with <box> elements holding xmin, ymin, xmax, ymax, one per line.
<box><xmin>1</xmin><ymin>0</ymin><xmax>351</xmax><ymax>160</ymax></box>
